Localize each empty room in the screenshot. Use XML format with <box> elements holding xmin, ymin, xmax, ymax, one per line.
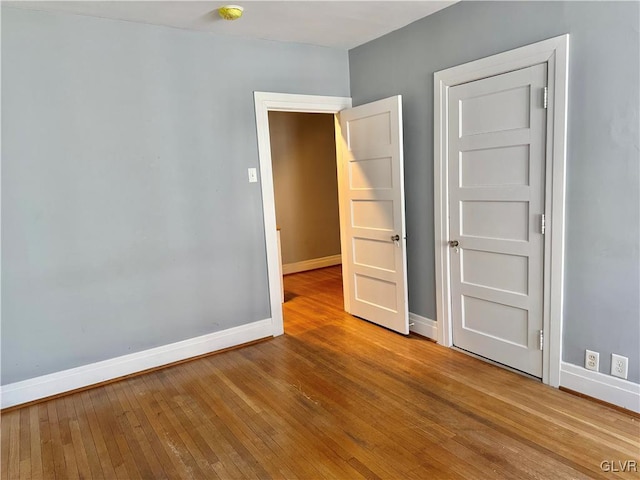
<box><xmin>1</xmin><ymin>1</ymin><xmax>639</xmax><ymax>478</ymax></box>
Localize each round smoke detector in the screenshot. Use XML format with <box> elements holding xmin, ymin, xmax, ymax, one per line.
<box><xmin>218</xmin><ymin>5</ymin><xmax>244</xmax><ymax>21</ymax></box>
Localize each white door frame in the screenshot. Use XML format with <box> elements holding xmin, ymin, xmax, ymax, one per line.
<box><xmin>433</xmin><ymin>34</ymin><xmax>569</xmax><ymax>387</ymax></box>
<box><xmin>254</xmin><ymin>92</ymin><xmax>352</xmax><ymax>337</ymax></box>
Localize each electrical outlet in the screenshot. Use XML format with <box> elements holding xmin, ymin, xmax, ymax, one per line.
<box><xmin>585</xmin><ymin>350</ymin><xmax>599</xmax><ymax>371</ymax></box>
<box><xmin>611</xmin><ymin>354</ymin><xmax>628</xmax><ymax>380</ymax></box>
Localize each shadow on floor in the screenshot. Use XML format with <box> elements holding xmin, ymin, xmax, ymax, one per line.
<box><xmin>284</xmin><ymin>291</ymin><xmax>299</xmax><ymax>302</ymax></box>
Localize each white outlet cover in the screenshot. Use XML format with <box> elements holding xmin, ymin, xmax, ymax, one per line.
<box><xmin>611</xmin><ymin>353</ymin><xmax>628</xmax><ymax>379</ymax></box>
<box><xmin>585</xmin><ymin>350</ymin><xmax>599</xmax><ymax>372</ymax></box>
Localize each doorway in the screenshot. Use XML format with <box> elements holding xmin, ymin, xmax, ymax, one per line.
<box><xmin>254</xmin><ymin>93</ymin><xmax>351</xmax><ymax>337</ymax></box>
<box><xmin>255</xmin><ymin>92</ymin><xmax>410</xmax><ymax>337</ymax></box>
<box><xmin>434</xmin><ymin>35</ymin><xmax>569</xmax><ymax>386</ymax></box>
<box><xmin>268</xmin><ymin>111</ymin><xmax>342</xmax><ymax>282</ymax></box>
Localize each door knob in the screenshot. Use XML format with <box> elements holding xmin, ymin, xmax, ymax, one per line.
<box><xmin>449</xmin><ymin>240</ymin><xmax>459</xmax><ymax>248</ymax></box>
<box><xmin>391</xmin><ymin>234</ymin><xmax>400</xmax><ymax>242</ymax></box>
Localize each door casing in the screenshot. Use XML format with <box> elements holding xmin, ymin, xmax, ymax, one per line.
<box><xmin>433</xmin><ymin>34</ymin><xmax>569</xmax><ymax>387</ymax></box>
<box><xmin>254</xmin><ymin>92</ymin><xmax>352</xmax><ymax>337</ymax></box>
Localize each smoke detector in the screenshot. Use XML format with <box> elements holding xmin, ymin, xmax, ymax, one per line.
<box><xmin>218</xmin><ymin>5</ymin><xmax>244</xmax><ymax>21</ymax></box>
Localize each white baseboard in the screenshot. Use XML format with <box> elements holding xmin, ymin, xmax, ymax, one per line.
<box><xmin>560</xmin><ymin>362</ymin><xmax>640</xmax><ymax>413</ymax></box>
<box><xmin>282</xmin><ymin>254</ymin><xmax>341</xmax><ymax>275</ymax></box>
<box><xmin>0</xmin><ymin>319</ymin><xmax>273</xmax><ymax>409</ymax></box>
<box><xmin>409</xmin><ymin>312</ymin><xmax>438</xmax><ymax>341</ymax></box>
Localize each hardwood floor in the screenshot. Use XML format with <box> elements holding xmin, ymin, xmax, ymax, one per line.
<box><xmin>2</xmin><ymin>265</ymin><xmax>639</xmax><ymax>479</ymax></box>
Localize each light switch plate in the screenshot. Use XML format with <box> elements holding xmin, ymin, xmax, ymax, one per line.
<box><xmin>248</xmin><ymin>168</ymin><xmax>258</xmax><ymax>183</ymax></box>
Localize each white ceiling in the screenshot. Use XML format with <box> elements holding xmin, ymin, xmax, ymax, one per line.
<box><xmin>4</xmin><ymin>1</ymin><xmax>456</xmax><ymax>49</ymax></box>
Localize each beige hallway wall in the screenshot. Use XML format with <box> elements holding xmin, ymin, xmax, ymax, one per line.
<box><xmin>269</xmin><ymin>112</ymin><xmax>341</xmax><ymax>267</ymax></box>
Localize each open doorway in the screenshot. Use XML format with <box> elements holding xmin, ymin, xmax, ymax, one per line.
<box><xmin>255</xmin><ymin>92</ymin><xmax>410</xmax><ymax>338</ymax></box>
<box><xmin>268</xmin><ymin>111</ymin><xmax>342</xmax><ymax>280</ymax></box>
<box><xmin>254</xmin><ymin>93</ymin><xmax>351</xmax><ymax>337</ymax></box>
<box><xmin>268</xmin><ymin>111</ymin><xmax>344</xmax><ymax>325</ymax></box>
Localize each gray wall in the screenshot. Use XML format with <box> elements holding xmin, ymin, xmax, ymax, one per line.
<box><xmin>1</xmin><ymin>7</ymin><xmax>349</xmax><ymax>384</ymax></box>
<box><xmin>349</xmin><ymin>1</ymin><xmax>640</xmax><ymax>382</ymax></box>
<box><xmin>269</xmin><ymin>112</ymin><xmax>341</xmax><ymax>266</ymax></box>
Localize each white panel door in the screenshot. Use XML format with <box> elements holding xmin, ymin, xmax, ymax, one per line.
<box><xmin>339</xmin><ymin>96</ymin><xmax>408</xmax><ymax>334</ymax></box>
<box><xmin>448</xmin><ymin>64</ymin><xmax>547</xmax><ymax>377</ymax></box>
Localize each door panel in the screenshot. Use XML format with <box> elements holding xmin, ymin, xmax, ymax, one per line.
<box><xmin>352</xmin><ymin>200</ymin><xmax>394</xmax><ymax>230</ymax></box>
<box><xmin>349</xmin><ymin>157</ymin><xmax>393</xmax><ymax>190</ymax></box>
<box><xmin>460</xmin><ymin>146</ymin><xmax>530</xmax><ymax>186</ymax></box>
<box><xmin>463</xmin><ymin>296</ymin><xmax>529</xmax><ymax>347</ymax></box>
<box><xmin>347</xmin><ymin>112</ymin><xmax>392</xmax><ymax>149</ymax></box>
<box><xmin>339</xmin><ymin>96</ymin><xmax>408</xmax><ymax>334</ymax></box>
<box><xmin>353</xmin><ymin>238</ymin><xmax>396</xmax><ymax>272</ymax></box>
<box><xmin>460</xmin><ymin>201</ymin><xmax>530</xmax><ymax>240</ymax></box>
<box><xmin>355</xmin><ymin>275</ymin><xmax>397</xmax><ymax>311</ymax></box>
<box><xmin>460</xmin><ymin>85</ymin><xmax>531</xmax><ymax>135</ymax></box>
<box><xmin>449</xmin><ymin>64</ymin><xmax>547</xmax><ymax>377</ymax></box>
<box><xmin>461</xmin><ymin>250</ymin><xmax>528</xmax><ymax>294</ymax></box>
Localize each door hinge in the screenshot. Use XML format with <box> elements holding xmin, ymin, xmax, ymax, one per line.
<box><xmin>540</xmin><ymin>213</ymin><xmax>546</xmax><ymax>235</ymax></box>
<box><xmin>538</xmin><ymin>330</ymin><xmax>544</xmax><ymax>350</ymax></box>
<box><xmin>543</xmin><ymin>86</ymin><xmax>548</xmax><ymax>109</ymax></box>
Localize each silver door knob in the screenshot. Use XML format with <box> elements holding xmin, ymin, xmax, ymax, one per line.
<box><xmin>391</xmin><ymin>234</ymin><xmax>400</xmax><ymax>242</ymax></box>
<box><xmin>449</xmin><ymin>240</ymin><xmax>459</xmax><ymax>247</ymax></box>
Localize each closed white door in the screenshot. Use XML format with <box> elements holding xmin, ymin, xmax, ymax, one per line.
<box><xmin>338</xmin><ymin>96</ymin><xmax>409</xmax><ymax>334</ymax></box>
<box><xmin>448</xmin><ymin>64</ymin><xmax>547</xmax><ymax>377</ymax></box>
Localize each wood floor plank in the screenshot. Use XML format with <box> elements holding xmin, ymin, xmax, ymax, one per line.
<box><xmin>65</xmin><ymin>394</ymin><xmax>102</xmax><ymax>480</ymax></box>
<box><xmin>37</xmin><ymin>405</ymin><xmax>55</xmax><ymax>480</ymax></box>
<box><xmin>44</xmin><ymin>403</ymin><xmax>66</xmax><ymax>479</ymax></box>
<box><xmin>1</xmin><ymin>412</ymin><xmax>11</xmax><ymax>480</ymax></box>
<box><xmin>27</xmin><ymin>407</ymin><xmax>42</xmax><ymax>480</ymax></box>
<box><xmin>2</xmin><ymin>266</ymin><xmax>638</xmax><ymax>479</ymax></box>
<box><xmin>18</xmin><ymin>409</ymin><xmax>30</xmax><ymax>480</ymax></box>
<box><xmin>7</xmin><ymin>412</ymin><xmax>20</xmax><ymax>480</ymax></box>
<box><xmin>57</xmin><ymin>403</ymin><xmax>80</xmax><ymax>480</ymax></box>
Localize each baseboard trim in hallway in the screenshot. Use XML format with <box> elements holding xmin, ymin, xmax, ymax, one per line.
<box><xmin>408</xmin><ymin>312</ymin><xmax>438</xmax><ymax>340</ymax></box>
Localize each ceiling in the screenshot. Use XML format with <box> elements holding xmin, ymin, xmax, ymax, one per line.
<box><xmin>4</xmin><ymin>1</ymin><xmax>456</xmax><ymax>49</ymax></box>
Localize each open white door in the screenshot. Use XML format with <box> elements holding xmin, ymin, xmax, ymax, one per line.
<box><xmin>338</xmin><ymin>96</ymin><xmax>409</xmax><ymax>334</ymax></box>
